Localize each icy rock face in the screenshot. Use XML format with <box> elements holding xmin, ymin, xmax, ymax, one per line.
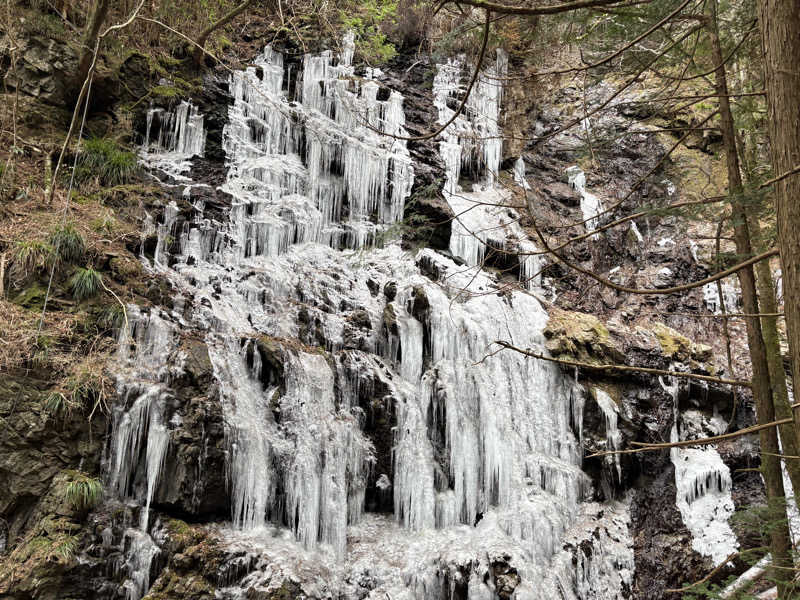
<box><xmin>220</xmin><ymin>41</ymin><xmax>414</xmax><ymax>260</ymax></box>
<box><xmin>594</xmin><ymin>389</ymin><xmax>623</xmax><ymax>489</ymax></box>
<box><xmin>141</xmin><ymin>100</ymin><xmax>206</xmax><ymax>181</ymax></box>
<box><xmin>662</xmin><ymin>376</ymin><xmax>738</xmax><ymax>565</ymax></box>
<box><xmin>106</xmin><ymin>37</ymin><xmax>637</xmax><ymax>600</ymax></box>
<box><xmin>109</xmin><ymin>306</ymin><xmax>179</xmax><ymax>532</ymax></box>
<box><xmin>566</xmin><ymin>166</ymin><xmax>604</xmax><ymax>236</ymax></box>
<box><xmin>432</xmin><ymin>55</ymin><xmax>544</xmax><ymax>290</ymax></box>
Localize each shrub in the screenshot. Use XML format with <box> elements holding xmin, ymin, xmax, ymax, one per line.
<box><xmin>74</xmin><ymin>137</ymin><xmax>139</xmax><ymax>186</ymax></box>
<box><xmin>9</xmin><ymin>240</ymin><xmax>54</xmax><ymax>283</ymax></box>
<box><xmin>96</xmin><ymin>303</ymin><xmax>124</xmax><ymax>331</ymax></box>
<box><xmin>49</xmin><ymin>223</ymin><xmax>86</xmax><ymax>264</ymax></box>
<box><xmin>69</xmin><ymin>267</ymin><xmax>102</xmax><ymax>301</ymax></box>
<box><xmin>64</xmin><ymin>471</ymin><xmax>103</xmax><ymax>511</ymax></box>
<box><xmin>339</xmin><ymin>0</ymin><xmax>398</xmax><ymax>64</ymax></box>
<box><xmin>44</xmin><ymin>391</ymin><xmax>75</xmax><ymax>419</ymax></box>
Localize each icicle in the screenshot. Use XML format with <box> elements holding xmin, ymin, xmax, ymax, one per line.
<box><xmin>109</xmin><ymin>307</ymin><xmax>174</xmax><ymax>532</ymax></box>
<box><xmin>513</xmin><ymin>157</ymin><xmax>531</xmax><ymax>190</ymax></box>
<box><xmin>594</xmin><ymin>389</ymin><xmax>622</xmax><ymax>486</ymax></box>
<box><xmin>121</xmin><ymin>528</ymin><xmax>161</xmax><ymax>600</ymax></box>
<box><xmin>664</xmin><ymin>372</ymin><xmax>738</xmax><ymax>564</ymax></box>
<box><xmin>566</xmin><ymin>166</ymin><xmax>604</xmax><ymax>236</ymax></box>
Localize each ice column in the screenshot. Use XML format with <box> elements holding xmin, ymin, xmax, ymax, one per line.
<box><xmin>109</xmin><ymin>307</ymin><xmax>175</xmax><ymax>532</ymax></box>
<box><xmin>662</xmin><ymin>375</ymin><xmax>738</xmax><ymax>565</ymax></box>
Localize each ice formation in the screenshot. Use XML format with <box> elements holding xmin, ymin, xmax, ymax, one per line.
<box><xmin>106</xmin><ymin>37</ymin><xmax>636</xmax><ymax>600</ymax></box>
<box><xmin>432</xmin><ymin>55</ymin><xmax>544</xmax><ymax>290</ymax></box>
<box><xmin>662</xmin><ymin>376</ymin><xmax>738</xmax><ymax>565</ymax></box>
<box><xmin>594</xmin><ymin>388</ymin><xmax>622</xmax><ymax>487</ymax></box>
<box><xmin>703</xmin><ymin>281</ymin><xmax>741</xmax><ymax>314</ymax></box>
<box><xmin>140</xmin><ymin>100</ymin><xmax>206</xmax><ymax>180</ymax></box>
<box><xmin>566</xmin><ymin>166</ymin><xmax>604</xmax><ymax>236</ymax></box>
<box><xmin>514</xmin><ymin>156</ymin><xmax>531</xmax><ymax>190</ymax></box>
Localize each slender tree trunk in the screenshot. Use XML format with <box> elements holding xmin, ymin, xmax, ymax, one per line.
<box><xmin>709</xmin><ymin>4</ymin><xmax>794</xmax><ymax>591</ymax></box>
<box><xmin>75</xmin><ymin>0</ymin><xmax>110</xmax><ymax>92</ymax></box>
<box><xmin>757</xmin><ymin>0</ymin><xmax>800</xmax><ymax>444</ymax></box>
<box><xmin>192</xmin><ymin>0</ymin><xmax>255</xmax><ymax>65</ymax></box>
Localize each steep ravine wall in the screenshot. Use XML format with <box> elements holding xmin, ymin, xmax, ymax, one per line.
<box><xmin>0</xmin><ymin>18</ymin><xmax>767</xmax><ymax>600</ymax></box>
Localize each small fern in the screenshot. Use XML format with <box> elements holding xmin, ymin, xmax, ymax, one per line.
<box><xmin>50</xmin><ymin>224</ymin><xmax>86</xmax><ymax>264</ymax></box>
<box><xmin>69</xmin><ymin>267</ymin><xmax>102</xmax><ymax>302</ymax></box>
<box><xmin>64</xmin><ymin>471</ymin><xmax>103</xmax><ymax>511</ymax></box>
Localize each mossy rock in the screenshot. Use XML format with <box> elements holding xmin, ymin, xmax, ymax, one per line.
<box><xmin>266</xmin><ymin>581</ymin><xmax>303</xmax><ymax>600</ymax></box>
<box><xmin>12</xmin><ymin>283</ymin><xmax>48</xmax><ymax>310</ymax></box>
<box><xmin>143</xmin><ymin>569</ymin><xmax>215</xmax><ymax>600</ymax></box>
<box><xmin>543</xmin><ymin>308</ymin><xmax>624</xmax><ymax>365</ymax></box>
<box><xmin>651</xmin><ymin>322</ymin><xmax>711</xmax><ymax>363</ymax></box>
<box><xmin>110</xmin><ymin>256</ymin><xmax>143</xmax><ymax>281</ymax></box>
<box><xmin>143</xmin><ymin>521</ymin><xmax>224</xmax><ymax>600</ymax></box>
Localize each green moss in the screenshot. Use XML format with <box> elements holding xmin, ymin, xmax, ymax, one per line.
<box><xmin>12</xmin><ymin>283</ymin><xmax>48</xmax><ymax>310</ymax></box>
<box><xmin>166</xmin><ymin>518</ymin><xmax>193</xmax><ymax>540</ymax></box>
<box><xmin>652</xmin><ymin>322</ymin><xmax>689</xmax><ymax>358</ymax></box>
<box><xmin>110</xmin><ymin>256</ymin><xmax>143</xmax><ymax>281</ymax></box>
<box><xmin>543</xmin><ymin>308</ymin><xmax>623</xmax><ymax>364</ymax></box>
<box><xmin>150</xmin><ymin>85</ymin><xmax>183</xmax><ymax>99</ymax></box>
<box><xmin>650</xmin><ymin>322</ymin><xmax>715</xmax><ymax>370</ymax></box>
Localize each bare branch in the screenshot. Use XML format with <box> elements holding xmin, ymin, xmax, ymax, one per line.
<box><xmin>493</xmin><ymin>341</ymin><xmax>751</xmax><ymax>386</ymax></box>
<box><xmin>192</xmin><ymin>0</ymin><xmax>256</xmax><ymax>65</ymax></box>
<box><xmin>445</xmin><ymin>0</ymin><xmax>645</xmax><ymax>16</ymax></box>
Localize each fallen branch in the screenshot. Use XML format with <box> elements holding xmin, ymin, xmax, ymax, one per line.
<box><xmin>492</xmin><ymin>341</ymin><xmax>751</xmax><ymax>386</ymax></box>
<box><xmin>587</xmin><ymin>417</ymin><xmax>794</xmax><ymax>458</ymax></box>
<box><xmin>446</xmin><ymin>0</ymin><xmax>644</xmax><ymax>16</ymax></box>
<box><xmin>664</xmin><ymin>551</ymin><xmax>739</xmax><ymax>594</ymax></box>
<box><xmin>192</xmin><ymin>0</ymin><xmax>256</xmax><ymax>65</ymax></box>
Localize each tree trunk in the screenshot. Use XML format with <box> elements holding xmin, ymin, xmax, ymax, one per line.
<box><xmin>192</xmin><ymin>0</ymin><xmax>255</xmax><ymax>65</ymax></box>
<box><xmin>709</xmin><ymin>3</ymin><xmax>794</xmax><ymax>591</ymax></box>
<box><xmin>757</xmin><ymin>0</ymin><xmax>800</xmax><ymax>442</ymax></box>
<box><xmin>75</xmin><ymin>0</ymin><xmax>110</xmax><ymax>92</ymax></box>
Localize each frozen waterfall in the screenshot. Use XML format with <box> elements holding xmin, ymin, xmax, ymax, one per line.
<box><xmin>106</xmin><ymin>37</ymin><xmax>635</xmax><ymax>600</ymax></box>
<box><xmin>432</xmin><ymin>54</ymin><xmax>545</xmax><ymax>291</ymax></box>
<box><xmin>662</xmin><ymin>375</ymin><xmax>738</xmax><ymax>565</ymax></box>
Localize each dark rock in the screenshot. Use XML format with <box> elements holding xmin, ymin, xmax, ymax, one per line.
<box><xmin>631</xmin><ymin>466</ymin><xmax>713</xmax><ymax>598</ymax></box>
<box><xmin>540</xmin><ymin>181</ymin><xmax>581</xmax><ymax>206</ymax></box>
<box><xmin>1</xmin><ymin>37</ymin><xmax>78</xmax><ymax>106</ymax></box>
<box><xmin>0</xmin><ymin>376</ymin><xmax>106</xmax><ymax>545</ymax></box>
<box><xmin>383</xmin><ymin>304</ymin><xmax>398</xmax><ymax>336</ymax></box>
<box><xmin>383</xmin><ymin>281</ymin><xmax>398</xmax><ymax>301</ymax></box>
